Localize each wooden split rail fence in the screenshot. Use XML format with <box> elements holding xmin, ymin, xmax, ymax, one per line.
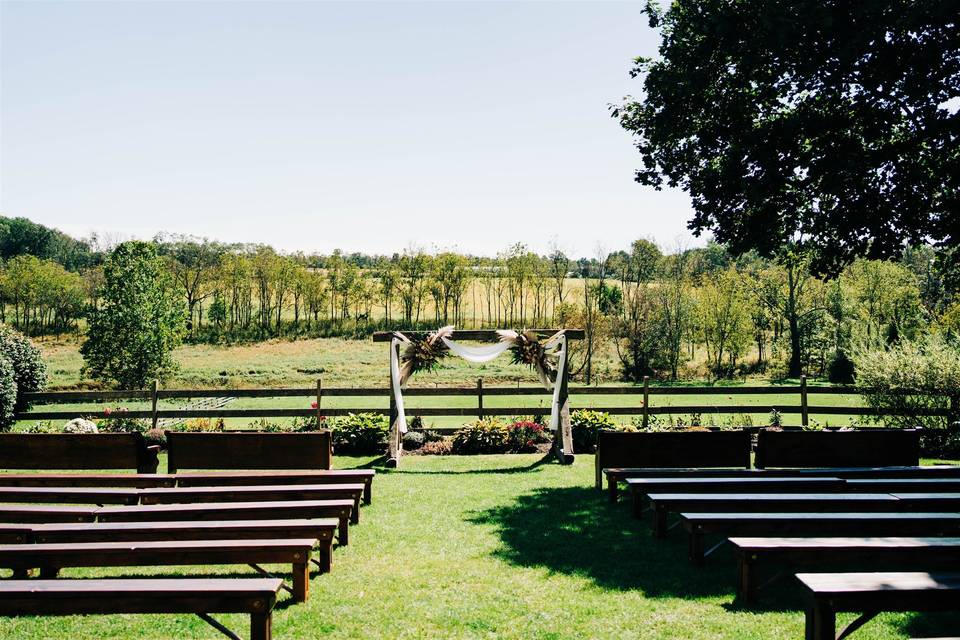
<box><xmin>13</xmin><ymin>376</ymin><xmax>950</xmax><ymax>431</ymax></box>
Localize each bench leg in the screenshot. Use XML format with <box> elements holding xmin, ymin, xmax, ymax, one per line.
<box><xmin>313</xmin><ymin>541</ymin><xmax>332</xmax><ymax>574</ymax></box>
<box><xmin>607</xmin><ymin>475</ymin><xmax>619</xmax><ymax>502</ymax></box>
<box><xmin>251</xmin><ymin>612</ymin><xmax>272</xmax><ymax>640</ymax></box>
<box><xmin>652</xmin><ymin>504</ymin><xmax>668</xmax><ymax>538</ymax></box>
<box><xmin>292</xmin><ymin>561</ymin><xmax>309</xmax><ymax>603</ymax></box>
<box><xmin>11</xmin><ymin>568</ymin><xmax>31</xmax><ymax>579</ymax></box>
<box><xmin>350</xmin><ymin>498</ymin><xmax>360</xmax><ymax>525</ymax></box>
<box><xmin>39</xmin><ymin>566</ymin><xmax>59</xmax><ymax>579</ymax></box>
<box><xmin>805</xmin><ymin>601</ymin><xmax>835</xmax><ymax>640</ymax></box>
<box><xmin>736</xmin><ymin>553</ymin><xmax>754</xmax><ymax>603</ymax></box>
<box><xmin>688</xmin><ymin>530</ymin><xmax>704</xmax><ymax>564</ymax></box>
<box><xmin>363</xmin><ymin>480</ymin><xmax>372</xmax><ymax>505</ymax></box>
<box><xmin>338</xmin><ymin>516</ymin><xmax>349</xmax><ymax>545</ymax></box>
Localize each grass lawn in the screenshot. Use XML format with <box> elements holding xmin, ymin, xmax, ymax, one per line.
<box><xmin>2</xmin><ymin>454</ymin><xmax>957</xmax><ymax>639</ymax></box>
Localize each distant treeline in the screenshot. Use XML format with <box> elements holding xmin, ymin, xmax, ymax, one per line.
<box><xmin>1</xmin><ymin>215</ymin><xmax>957</xmax><ymax>383</ymax></box>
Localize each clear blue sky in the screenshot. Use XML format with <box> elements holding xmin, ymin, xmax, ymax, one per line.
<box><xmin>0</xmin><ymin>0</ymin><xmax>701</xmax><ymax>258</ymax></box>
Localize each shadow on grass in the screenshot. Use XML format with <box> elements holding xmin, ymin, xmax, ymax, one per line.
<box><xmin>898</xmin><ymin>611</ymin><xmax>960</xmax><ymax>638</ymax></box>
<box><xmin>387</xmin><ymin>453</ymin><xmax>554</xmax><ymax>476</ymax></box>
<box><xmin>467</xmin><ymin>485</ymin><xmax>738</xmax><ymax>598</ymax></box>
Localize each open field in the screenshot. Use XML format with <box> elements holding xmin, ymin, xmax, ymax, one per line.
<box><xmin>1</xmin><ymin>453</ymin><xmax>956</xmax><ymax>640</ymax></box>
<box><xmin>28</xmin><ymin>337</ymin><xmax>874</xmax><ymax>429</ymax></box>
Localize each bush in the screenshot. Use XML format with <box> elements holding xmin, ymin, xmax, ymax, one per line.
<box><xmin>0</xmin><ymin>356</ymin><xmax>16</xmax><ymax>431</ymax></box>
<box><xmin>505</xmin><ymin>419</ymin><xmax>549</xmax><ymax>453</ymax></box>
<box><xmin>853</xmin><ymin>334</ymin><xmax>960</xmax><ymax>430</ymax></box>
<box><xmin>570</xmin><ymin>410</ymin><xmax>616</xmax><ymax>453</ymax></box>
<box><xmin>827</xmin><ymin>350</ymin><xmax>856</xmax><ymax>384</ymax></box>
<box><xmin>96</xmin><ymin>407</ymin><xmax>149</xmax><ymax>433</ymax></box>
<box><xmin>0</xmin><ymin>327</ymin><xmax>47</xmax><ymax>411</ymax></box>
<box><xmin>452</xmin><ymin>418</ymin><xmax>510</xmax><ymax>454</ymax></box>
<box><xmin>332</xmin><ymin>413</ymin><xmax>389</xmax><ymax>455</ymax></box>
<box><xmin>64</xmin><ymin>419</ymin><xmax>99</xmax><ymax>434</ymax></box>
<box><xmin>421</xmin><ymin>439</ymin><xmax>453</xmax><ymax>455</ymax></box>
<box><xmin>403</xmin><ymin>430</ymin><xmax>426</xmax><ymax>450</ymax></box>
<box><xmin>921</xmin><ymin>427</ymin><xmax>960</xmax><ymax>459</ymax></box>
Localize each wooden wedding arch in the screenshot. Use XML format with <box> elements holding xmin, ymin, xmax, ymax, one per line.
<box><xmin>373</xmin><ymin>329</ymin><xmax>584</xmax><ymax>467</ymax></box>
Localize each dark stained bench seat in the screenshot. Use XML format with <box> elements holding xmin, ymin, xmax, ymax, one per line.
<box><xmin>138</xmin><ymin>483</ymin><xmax>366</xmax><ymax>524</ymax></box>
<box><xmin>603</xmin><ymin>466</ymin><xmax>960</xmax><ymax>502</ymax></box>
<box><xmin>0</xmin><ymin>577</ymin><xmax>283</xmax><ymax>640</ymax></box>
<box><xmin>175</xmin><ymin>469</ymin><xmax>376</xmax><ymax>504</ymax></box>
<box><xmin>0</xmin><ymin>506</ymin><xmax>97</xmax><ymax>524</ymax></box>
<box><xmin>0</xmin><ymin>525</ymin><xmax>32</xmax><ymax>544</ymax></box>
<box><xmin>0</xmin><ymin>486</ymin><xmax>140</xmax><ymax>505</ymax></box>
<box><xmin>647</xmin><ymin>493</ymin><xmax>902</xmax><ymax>538</ymax></box>
<box><xmin>730</xmin><ymin>537</ymin><xmax>960</xmax><ymax>602</ymax></box>
<box><xmin>626</xmin><ymin>477</ymin><xmax>846</xmax><ymax>517</ymax></box>
<box><xmin>797</xmin><ymin>572</ymin><xmax>960</xmax><ymax>640</ymax></box>
<box><xmin>681</xmin><ymin>512</ymin><xmax>960</xmax><ymax>564</ymax></box>
<box><xmin>94</xmin><ymin>499</ymin><xmax>355</xmax><ymax>544</ymax></box>
<box><xmin>30</xmin><ymin>518</ymin><xmax>337</xmax><ymax>571</ymax></box>
<box><xmin>0</xmin><ymin>473</ymin><xmax>174</xmax><ymax>488</ymax></box>
<box><xmin>0</xmin><ymin>538</ymin><xmax>319</xmax><ymax>602</ymax></box>
<box><xmin>0</xmin><ymin>433</ymin><xmax>160</xmax><ymax>474</ymax></box>
<box><xmin>846</xmin><ymin>478</ymin><xmax>960</xmax><ymax>492</ymax></box>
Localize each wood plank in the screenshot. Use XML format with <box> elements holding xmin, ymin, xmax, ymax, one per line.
<box><xmin>731</xmin><ymin>537</ymin><xmax>960</xmax><ymax>602</ymax></box>
<box><xmin>95</xmin><ymin>499</ymin><xmax>354</xmax><ymax>544</ymax></box>
<box><xmin>847</xmin><ymin>478</ymin><xmax>960</xmax><ymax>492</ymax></box>
<box><xmin>139</xmin><ymin>484</ymin><xmax>365</xmax><ymax>524</ymax></box>
<box><xmin>0</xmin><ymin>473</ymin><xmax>174</xmax><ymax>488</ymax></box>
<box><xmin>682</xmin><ymin>512</ymin><xmax>960</xmax><ymax>564</ymax></box>
<box><xmin>166</xmin><ymin>432</ymin><xmax>332</xmax><ymax>473</ymax></box>
<box><xmin>174</xmin><ymin>469</ymin><xmax>375</xmax><ymax>504</ymax></box>
<box><xmin>31</xmin><ymin>518</ymin><xmax>338</xmax><ymax>544</ymax></box>
<box><xmin>0</xmin><ymin>505</ymin><xmax>98</xmax><ymax>524</ymax></box>
<box><xmin>0</xmin><ymin>433</ymin><xmax>159</xmax><ymax>474</ymax></box>
<box><xmin>0</xmin><ymin>487</ymin><xmax>141</xmax><ymax>505</ymax></box>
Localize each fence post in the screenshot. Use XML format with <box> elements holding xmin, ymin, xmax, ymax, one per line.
<box><xmin>150</xmin><ymin>379</ymin><xmax>159</xmax><ymax>430</ymax></box>
<box><xmin>642</xmin><ymin>376</ymin><xmax>650</xmax><ymax>429</ymax></box>
<box><xmin>316</xmin><ymin>378</ymin><xmax>323</xmax><ymax>425</ymax></box>
<box><xmin>800</xmin><ymin>375</ymin><xmax>809</xmax><ymax>428</ymax></box>
<box><xmin>477</xmin><ymin>378</ymin><xmax>484</xmax><ymax>420</ymax></box>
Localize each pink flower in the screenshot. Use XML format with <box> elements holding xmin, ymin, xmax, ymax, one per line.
<box><xmin>104</xmin><ymin>408</ymin><xmax>112</xmax><ymax>416</ymax></box>
<box><xmin>311</xmin><ymin>401</ymin><xmax>318</xmax><ymax>409</ymax></box>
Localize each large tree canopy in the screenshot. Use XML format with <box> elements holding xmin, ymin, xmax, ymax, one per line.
<box><xmin>615</xmin><ymin>0</ymin><xmax>959</xmax><ymax>275</ymax></box>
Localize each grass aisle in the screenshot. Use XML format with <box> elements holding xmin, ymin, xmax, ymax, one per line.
<box><xmin>1</xmin><ymin>455</ymin><xmax>954</xmax><ymax>639</ymax></box>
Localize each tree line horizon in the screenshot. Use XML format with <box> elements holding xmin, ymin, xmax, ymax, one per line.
<box><xmin>0</xmin><ymin>214</ymin><xmax>954</xmax><ymax>386</ymax></box>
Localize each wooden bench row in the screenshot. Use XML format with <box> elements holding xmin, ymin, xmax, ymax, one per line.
<box><xmin>596</xmin><ymin>429</ymin><xmax>929</xmax><ymax>500</ymax></box>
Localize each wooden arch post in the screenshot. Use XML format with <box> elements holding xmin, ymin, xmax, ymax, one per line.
<box><xmin>374</xmin><ymin>329</ymin><xmax>583</xmax><ymax>467</ymax></box>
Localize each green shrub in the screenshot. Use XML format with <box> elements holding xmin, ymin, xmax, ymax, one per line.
<box><xmin>827</xmin><ymin>350</ymin><xmax>856</xmax><ymax>384</ymax></box>
<box><xmin>570</xmin><ymin>410</ymin><xmax>616</xmax><ymax>453</ymax></box>
<box><xmin>452</xmin><ymin>418</ymin><xmax>510</xmax><ymax>454</ymax></box>
<box><xmin>96</xmin><ymin>407</ymin><xmax>149</xmax><ymax>433</ymax></box>
<box><xmin>853</xmin><ymin>334</ymin><xmax>960</xmax><ymax>430</ymax></box>
<box><xmin>403</xmin><ymin>430</ymin><xmax>426</xmax><ymax>450</ymax></box>
<box><xmin>0</xmin><ymin>356</ymin><xmax>17</xmax><ymax>431</ymax></box>
<box><xmin>505</xmin><ymin>419</ymin><xmax>549</xmax><ymax>453</ymax></box>
<box><xmin>0</xmin><ymin>327</ymin><xmax>47</xmax><ymax>412</ymax></box>
<box><xmin>333</xmin><ymin>413</ymin><xmax>389</xmax><ymax>455</ymax></box>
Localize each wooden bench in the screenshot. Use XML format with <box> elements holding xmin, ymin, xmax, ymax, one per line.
<box><xmin>846</xmin><ymin>478</ymin><xmax>960</xmax><ymax>492</ymax></box>
<box><xmin>626</xmin><ymin>477</ymin><xmax>846</xmax><ymax>517</ymax></box>
<box><xmin>175</xmin><ymin>469</ymin><xmax>376</xmax><ymax>505</ymax></box>
<box><xmin>0</xmin><ymin>473</ymin><xmax>174</xmax><ymax>488</ymax></box>
<box><xmin>0</xmin><ymin>578</ymin><xmax>283</xmax><ymax>640</ymax></box>
<box><xmin>0</xmin><ymin>486</ymin><xmax>141</xmax><ymax>505</ymax></box>
<box><xmin>797</xmin><ymin>572</ymin><xmax>960</xmax><ymax>640</ymax></box>
<box><xmin>138</xmin><ymin>483</ymin><xmax>366</xmax><ymax>524</ymax></box>
<box><xmin>596</xmin><ymin>430</ymin><xmax>751</xmax><ymax>499</ymax></box>
<box><xmin>730</xmin><ymin>537</ymin><xmax>960</xmax><ymax>603</ymax></box>
<box><xmin>166</xmin><ymin>431</ymin><xmax>332</xmax><ymax>474</ymax></box>
<box><xmin>0</xmin><ymin>538</ymin><xmax>318</xmax><ymax>602</ymax></box>
<box><xmin>755</xmin><ymin>429</ymin><xmax>920</xmax><ymax>469</ymax></box>
<box><xmin>95</xmin><ymin>499</ymin><xmax>355</xmax><ymax>544</ymax></box>
<box><xmin>31</xmin><ymin>518</ymin><xmax>338</xmax><ymax>572</ymax></box>
<box><xmin>0</xmin><ymin>525</ymin><xmax>32</xmax><ymax>544</ymax></box>
<box><xmin>681</xmin><ymin>512</ymin><xmax>960</xmax><ymax>564</ymax></box>
<box><xmin>0</xmin><ymin>433</ymin><xmax>160</xmax><ymax>474</ymax></box>
<box><xmin>0</xmin><ymin>505</ymin><xmax>97</xmax><ymax>523</ymax></box>
<box><xmin>647</xmin><ymin>493</ymin><xmax>902</xmax><ymax>538</ymax></box>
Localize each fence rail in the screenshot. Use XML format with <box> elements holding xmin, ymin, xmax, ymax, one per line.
<box><xmin>14</xmin><ymin>376</ymin><xmax>950</xmax><ymax>430</ymax></box>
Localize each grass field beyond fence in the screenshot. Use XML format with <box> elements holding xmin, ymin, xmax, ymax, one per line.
<box><xmin>1</xmin><ymin>454</ymin><xmax>957</xmax><ymax>639</ymax></box>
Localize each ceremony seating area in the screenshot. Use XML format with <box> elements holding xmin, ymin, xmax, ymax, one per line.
<box><xmin>598</xmin><ymin>428</ymin><xmax>960</xmax><ymax>640</ymax></box>
<box><xmin>0</xmin><ymin>432</ymin><xmax>375</xmax><ymax>640</ymax></box>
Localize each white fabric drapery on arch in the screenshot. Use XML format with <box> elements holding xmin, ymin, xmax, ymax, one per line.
<box><xmin>389</xmin><ymin>329</ymin><xmax>568</xmax><ymax>434</ymax></box>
